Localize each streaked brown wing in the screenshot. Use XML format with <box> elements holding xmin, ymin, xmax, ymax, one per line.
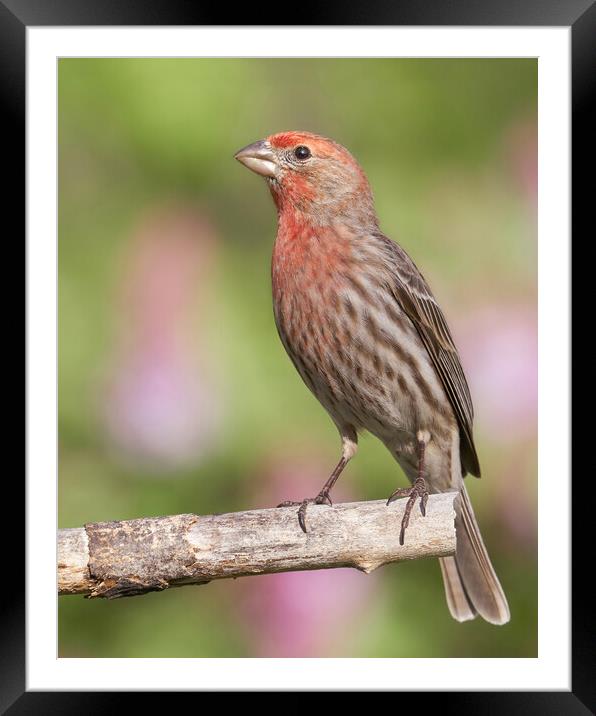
<box><xmin>376</xmin><ymin>234</ymin><xmax>481</xmax><ymax>477</ymax></box>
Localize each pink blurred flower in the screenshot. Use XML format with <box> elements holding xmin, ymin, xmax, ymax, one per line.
<box><xmin>456</xmin><ymin>303</ymin><xmax>537</xmax><ymax>443</ymax></box>
<box><xmin>102</xmin><ymin>204</ymin><xmax>223</xmax><ymax>470</ymax></box>
<box><xmin>494</xmin><ymin>442</ymin><xmax>537</xmax><ymax>549</ymax></box>
<box><xmin>238</xmin><ymin>453</ymin><xmax>379</xmax><ymax>657</ymax></box>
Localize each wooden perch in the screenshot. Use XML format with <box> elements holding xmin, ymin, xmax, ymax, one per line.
<box><xmin>58</xmin><ymin>494</ymin><xmax>457</xmax><ymax>599</ymax></box>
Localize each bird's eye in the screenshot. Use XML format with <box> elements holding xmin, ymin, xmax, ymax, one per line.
<box><xmin>294</xmin><ymin>145</ymin><xmax>311</xmax><ymax>160</ymax></box>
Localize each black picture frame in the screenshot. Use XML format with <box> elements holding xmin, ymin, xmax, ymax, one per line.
<box><xmin>11</xmin><ymin>1</ymin><xmax>590</xmax><ymax>711</ymax></box>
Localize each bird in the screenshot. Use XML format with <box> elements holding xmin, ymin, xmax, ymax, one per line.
<box><xmin>234</xmin><ymin>130</ymin><xmax>510</xmax><ymax>625</ymax></box>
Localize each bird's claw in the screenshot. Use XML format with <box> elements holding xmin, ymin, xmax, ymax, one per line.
<box><xmin>386</xmin><ymin>476</ymin><xmax>429</xmax><ymax>545</ymax></box>
<box><xmin>277</xmin><ymin>493</ymin><xmax>333</xmax><ymax>533</ymax></box>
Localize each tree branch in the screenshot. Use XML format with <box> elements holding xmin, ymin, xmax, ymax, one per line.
<box><xmin>58</xmin><ymin>494</ymin><xmax>457</xmax><ymax>599</ymax></box>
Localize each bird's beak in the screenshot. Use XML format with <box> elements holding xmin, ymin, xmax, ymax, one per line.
<box><xmin>234</xmin><ymin>140</ymin><xmax>278</xmax><ymax>178</ymax></box>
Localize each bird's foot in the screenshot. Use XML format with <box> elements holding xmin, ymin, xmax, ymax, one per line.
<box><xmin>277</xmin><ymin>492</ymin><xmax>333</xmax><ymax>533</ymax></box>
<box><xmin>386</xmin><ymin>476</ymin><xmax>429</xmax><ymax>545</ymax></box>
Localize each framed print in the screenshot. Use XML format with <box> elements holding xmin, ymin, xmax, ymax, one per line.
<box><xmin>12</xmin><ymin>0</ymin><xmax>591</xmax><ymax>709</ymax></box>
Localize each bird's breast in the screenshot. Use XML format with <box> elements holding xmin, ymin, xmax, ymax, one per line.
<box><xmin>271</xmin><ymin>225</ymin><xmax>455</xmax><ymax>445</ymax></box>
<box><xmin>271</xmin><ymin>222</ymin><xmax>351</xmax><ymax>330</ymax></box>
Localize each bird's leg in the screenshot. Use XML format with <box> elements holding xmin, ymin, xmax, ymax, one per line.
<box><xmin>277</xmin><ymin>432</ymin><xmax>357</xmax><ymax>533</ymax></box>
<box><xmin>386</xmin><ymin>433</ymin><xmax>430</xmax><ymax>545</ymax></box>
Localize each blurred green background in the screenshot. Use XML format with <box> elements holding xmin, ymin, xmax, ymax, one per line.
<box><xmin>58</xmin><ymin>59</ymin><xmax>537</xmax><ymax>658</ymax></box>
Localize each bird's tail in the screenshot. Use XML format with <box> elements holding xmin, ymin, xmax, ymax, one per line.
<box><xmin>439</xmin><ymin>484</ymin><xmax>510</xmax><ymax>625</ymax></box>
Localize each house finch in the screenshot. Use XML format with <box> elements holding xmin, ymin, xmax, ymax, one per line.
<box><xmin>235</xmin><ymin>131</ymin><xmax>510</xmax><ymax>625</ymax></box>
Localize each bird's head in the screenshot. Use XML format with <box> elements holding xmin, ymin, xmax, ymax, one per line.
<box><xmin>235</xmin><ymin>131</ymin><xmax>377</xmax><ymax>226</ymax></box>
